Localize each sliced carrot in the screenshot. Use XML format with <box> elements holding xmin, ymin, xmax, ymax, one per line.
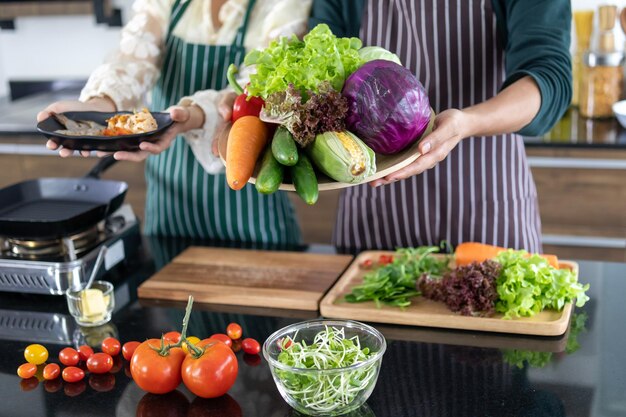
<box><xmin>454</xmin><ymin>242</ymin><xmax>560</xmax><ymax>269</ymax></box>
<box><xmin>226</xmin><ymin>116</ymin><xmax>269</xmax><ymax>190</ymax></box>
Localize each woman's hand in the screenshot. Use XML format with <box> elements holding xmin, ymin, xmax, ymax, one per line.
<box><xmin>370</xmin><ymin>109</ymin><xmax>468</xmax><ymax>187</ymax></box>
<box><xmin>112</xmin><ymin>104</ymin><xmax>205</xmax><ymax>162</ymax></box>
<box><xmin>39</xmin><ymin>97</ymin><xmax>116</xmax><ymax>157</ymax></box>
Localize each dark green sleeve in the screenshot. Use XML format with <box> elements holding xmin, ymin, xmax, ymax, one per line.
<box><xmin>493</xmin><ymin>0</ymin><xmax>572</xmax><ymax>136</ymax></box>
<box><xmin>308</xmin><ymin>0</ymin><xmax>364</xmax><ymax>38</ymax></box>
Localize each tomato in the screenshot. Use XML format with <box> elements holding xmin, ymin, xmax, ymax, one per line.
<box><xmin>122</xmin><ymin>341</ymin><xmax>141</xmax><ymax>361</ymax></box>
<box><xmin>163</xmin><ymin>331</ymin><xmax>181</xmax><ymax>344</ymax></box>
<box><xmin>231</xmin><ymin>339</ymin><xmax>242</xmax><ymax>353</ymax></box>
<box><xmin>131</xmin><ymin>339</ymin><xmax>186</xmax><ymax>394</ymax></box>
<box><xmin>62</xmin><ymin>366</ymin><xmax>85</xmax><ymax>383</ymax></box>
<box><xmin>379</xmin><ymin>254</ymin><xmax>394</xmax><ymax>265</ymax></box>
<box><xmin>64</xmin><ymin>381</ymin><xmax>86</xmax><ymax>397</ymax></box>
<box><xmin>59</xmin><ymin>347</ymin><xmax>80</xmax><ymax>366</ymax></box>
<box><xmin>226</xmin><ymin>323</ymin><xmax>242</xmax><ymax>340</ymax></box>
<box><xmin>187</xmin><ymin>395</ymin><xmax>243</xmax><ymax>417</ymax></box>
<box><xmin>101</xmin><ymin>337</ymin><xmax>121</xmax><ymax>356</ymax></box>
<box><xmin>17</xmin><ymin>363</ymin><xmax>37</xmax><ymax>379</ymax></box>
<box><xmin>24</xmin><ymin>344</ymin><xmax>48</xmax><ymax>365</ymax></box>
<box><xmin>241</xmin><ymin>338</ymin><xmax>261</xmax><ymax>355</ymax></box>
<box><xmin>20</xmin><ymin>377</ymin><xmax>39</xmax><ymax>391</ymax></box>
<box><xmin>181</xmin><ymin>339</ymin><xmax>238</xmax><ymax>398</ymax></box>
<box><xmin>124</xmin><ymin>362</ymin><xmax>132</xmax><ymax>378</ymax></box>
<box><xmin>182</xmin><ymin>336</ymin><xmax>201</xmax><ymax>354</ymax></box>
<box><xmin>209</xmin><ymin>333</ymin><xmax>232</xmax><ymax>348</ymax></box>
<box><xmin>361</xmin><ymin>258</ymin><xmax>373</xmax><ymax>269</ymax></box>
<box><xmin>243</xmin><ymin>353</ymin><xmax>261</xmax><ymax>367</ymax></box>
<box><xmin>43</xmin><ymin>363</ymin><xmax>61</xmax><ymax>380</ymax></box>
<box><xmin>136</xmin><ymin>391</ymin><xmax>189</xmax><ymax>417</ymax></box>
<box><xmin>77</xmin><ymin>345</ymin><xmax>94</xmax><ymax>362</ymax></box>
<box><xmin>277</xmin><ymin>337</ymin><xmax>293</xmax><ymax>350</ymax></box>
<box><xmin>44</xmin><ymin>378</ymin><xmax>63</xmax><ymax>393</ymax></box>
<box><xmin>89</xmin><ymin>373</ymin><xmax>116</xmax><ymax>392</ymax></box>
<box><xmin>86</xmin><ymin>352</ymin><xmax>113</xmax><ymax>374</ymax></box>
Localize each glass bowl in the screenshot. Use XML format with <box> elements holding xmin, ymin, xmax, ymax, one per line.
<box><xmin>263</xmin><ymin>319</ymin><xmax>386</xmax><ymax>416</ymax></box>
<box><xmin>65</xmin><ymin>280</ymin><xmax>115</xmax><ymax>327</ymax></box>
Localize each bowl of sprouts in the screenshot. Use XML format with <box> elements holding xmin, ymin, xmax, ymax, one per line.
<box><xmin>263</xmin><ymin>319</ymin><xmax>386</xmax><ymax>416</ymax></box>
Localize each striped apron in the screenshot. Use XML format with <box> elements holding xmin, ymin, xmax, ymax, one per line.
<box><xmin>334</xmin><ymin>0</ymin><xmax>542</xmax><ymax>253</ymax></box>
<box><xmin>144</xmin><ymin>0</ymin><xmax>301</xmax><ymax>245</ymax></box>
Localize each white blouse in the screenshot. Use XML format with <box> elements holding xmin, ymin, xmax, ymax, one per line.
<box><xmin>80</xmin><ymin>0</ymin><xmax>312</xmax><ymax>173</ymax></box>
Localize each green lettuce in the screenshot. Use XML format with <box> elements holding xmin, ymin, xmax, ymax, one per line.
<box><xmin>494</xmin><ymin>250</ymin><xmax>590</xmax><ymax>319</ymax></box>
<box><xmin>244</xmin><ymin>24</ymin><xmax>363</xmax><ymax>99</ymax></box>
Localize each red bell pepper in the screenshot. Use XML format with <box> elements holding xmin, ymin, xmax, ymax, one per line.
<box><xmin>227</xmin><ymin>64</ymin><xmax>264</xmax><ymax>122</ymax></box>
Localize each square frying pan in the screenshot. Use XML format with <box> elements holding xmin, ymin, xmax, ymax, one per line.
<box><xmin>0</xmin><ymin>156</ymin><xmax>128</xmax><ymax>240</ymax></box>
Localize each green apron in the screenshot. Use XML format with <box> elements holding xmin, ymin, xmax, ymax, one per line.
<box><xmin>144</xmin><ymin>0</ymin><xmax>300</xmax><ymax>245</ymax></box>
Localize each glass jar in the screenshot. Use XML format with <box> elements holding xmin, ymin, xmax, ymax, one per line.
<box><xmin>580</xmin><ymin>51</ymin><xmax>625</xmax><ymax>118</ymax></box>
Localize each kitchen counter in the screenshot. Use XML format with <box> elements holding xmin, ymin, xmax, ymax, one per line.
<box><xmin>0</xmin><ymin>236</ymin><xmax>624</xmax><ymax>417</ymax></box>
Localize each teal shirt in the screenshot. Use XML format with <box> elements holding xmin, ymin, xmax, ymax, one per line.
<box><xmin>309</xmin><ymin>0</ymin><xmax>572</xmax><ymax>136</ymax></box>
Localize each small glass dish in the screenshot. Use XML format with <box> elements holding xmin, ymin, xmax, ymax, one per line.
<box><xmin>65</xmin><ymin>280</ymin><xmax>115</xmax><ymax>327</ymax></box>
<box><xmin>263</xmin><ymin>319</ymin><xmax>386</xmax><ymax>416</ymax></box>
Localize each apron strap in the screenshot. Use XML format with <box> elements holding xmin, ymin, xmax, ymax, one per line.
<box><xmin>233</xmin><ymin>0</ymin><xmax>256</xmax><ymax>48</ymax></box>
<box><xmin>167</xmin><ymin>0</ymin><xmax>257</xmax><ymax>45</ymax></box>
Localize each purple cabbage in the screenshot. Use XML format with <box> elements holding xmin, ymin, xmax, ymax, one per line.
<box><xmin>342</xmin><ymin>60</ymin><xmax>431</xmax><ymax>155</ymax></box>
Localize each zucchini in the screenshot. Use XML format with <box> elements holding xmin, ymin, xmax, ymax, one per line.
<box><xmin>255</xmin><ymin>146</ymin><xmax>284</xmax><ymax>194</ymax></box>
<box><xmin>271</xmin><ymin>126</ymin><xmax>299</xmax><ymax>166</ymax></box>
<box><xmin>291</xmin><ymin>152</ymin><xmax>319</xmax><ymax>205</ymax></box>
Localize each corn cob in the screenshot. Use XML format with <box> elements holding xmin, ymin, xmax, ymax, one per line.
<box><xmin>308</xmin><ymin>131</ymin><xmax>376</xmax><ymax>184</ymax></box>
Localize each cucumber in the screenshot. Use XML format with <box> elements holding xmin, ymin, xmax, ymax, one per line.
<box><xmin>255</xmin><ymin>146</ymin><xmax>284</xmax><ymax>194</ymax></box>
<box><xmin>291</xmin><ymin>152</ymin><xmax>319</xmax><ymax>205</ymax></box>
<box><xmin>271</xmin><ymin>126</ymin><xmax>299</xmax><ymax>166</ymax></box>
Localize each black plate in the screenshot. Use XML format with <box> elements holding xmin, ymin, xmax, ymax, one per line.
<box><xmin>37</xmin><ymin>111</ymin><xmax>174</xmax><ymax>152</ymax></box>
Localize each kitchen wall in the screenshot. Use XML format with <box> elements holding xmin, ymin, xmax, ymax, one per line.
<box><xmin>0</xmin><ymin>0</ymin><xmax>624</xmax><ymax>99</ymax></box>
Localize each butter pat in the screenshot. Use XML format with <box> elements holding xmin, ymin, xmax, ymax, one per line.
<box><xmin>80</xmin><ymin>288</ymin><xmax>107</xmax><ymax>322</ymax></box>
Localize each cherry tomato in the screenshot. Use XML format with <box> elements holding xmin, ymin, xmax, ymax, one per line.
<box><xmin>243</xmin><ymin>353</ymin><xmax>262</xmax><ymax>367</ymax></box>
<box><xmin>209</xmin><ymin>333</ymin><xmax>232</xmax><ymax>348</ymax></box>
<box><xmin>111</xmin><ymin>354</ymin><xmax>123</xmax><ymax>373</ymax></box>
<box><xmin>101</xmin><ymin>337</ymin><xmax>121</xmax><ymax>356</ymax></box>
<box><xmin>361</xmin><ymin>258</ymin><xmax>374</xmax><ymax>269</ymax></box>
<box><xmin>17</xmin><ymin>363</ymin><xmax>37</xmax><ymax>379</ymax></box>
<box><xmin>86</xmin><ymin>352</ymin><xmax>113</xmax><ymax>374</ymax></box>
<box><xmin>277</xmin><ymin>337</ymin><xmax>293</xmax><ymax>350</ymax></box>
<box><xmin>181</xmin><ymin>339</ymin><xmax>238</xmax><ymax>398</ymax></box>
<box><xmin>122</xmin><ymin>341</ymin><xmax>141</xmax><ymax>361</ymax></box>
<box><xmin>187</xmin><ymin>394</ymin><xmax>243</xmax><ymax>417</ymax></box>
<box><xmin>43</xmin><ymin>363</ymin><xmax>61</xmax><ymax>380</ymax></box>
<box><xmin>131</xmin><ymin>339</ymin><xmax>186</xmax><ymax>394</ymax></box>
<box><xmin>136</xmin><ymin>391</ymin><xmax>189</xmax><ymax>417</ymax></box>
<box><xmin>24</xmin><ymin>344</ymin><xmax>48</xmax><ymax>365</ymax></box>
<box><xmin>59</xmin><ymin>347</ymin><xmax>80</xmax><ymax>366</ymax></box>
<box><xmin>44</xmin><ymin>378</ymin><xmax>63</xmax><ymax>393</ymax></box>
<box><xmin>163</xmin><ymin>331</ymin><xmax>181</xmax><ymax>344</ymax></box>
<box><xmin>241</xmin><ymin>338</ymin><xmax>261</xmax><ymax>355</ymax></box>
<box><xmin>62</xmin><ymin>366</ymin><xmax>85</xmax><ymax>383</ymax></box>
<box><xmin>226</xmin><ymin>323</ymin><xmax>242</xmax><ymax>340</ymax></box>
<box><xmin>89</xmin><ymin>373</ymin><xmax>116</xmax><ymax>392</ymax></box>
<box><xmin>231</xmin><ymin>339</ymin><xmax>242</xmax><ymax>353</ymax></box>
<box><xmin>64</xmin><ymin>381</ymin><xmax>86</xmax><ymax>397</ymax></box>
<box><xmin>379</xmin><ymin>254</ymin><xmax>394</xmax><ymax>265</ymax></box>
<box><xmin>124</xmin><ymin>362</ymin><xmax>132</xmax><ymax>378</ymax></box>
<box><xmin>77</xmin><ymin>345</ymin><xmax>94</xmax><ymax>362</ymax></box>
<box><xmin>182</xmin><ymin>336</ymin><xmax>201</xmax><ymax>354</ymax></box>
<box><xmin>20</xmin><ymin>377</ymin><xmax>39</xmax><ymax>391</ymax></box>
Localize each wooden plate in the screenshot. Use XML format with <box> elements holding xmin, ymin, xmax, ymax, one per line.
<box><xmin>319</xmin><ymin>251</ymin><xmax>578</xmax><ymax>337</ymax></box>
<box><xmin>218</xmin><ymin>112</ymin><xmax>436</xmax><ymax>191</ymax></box>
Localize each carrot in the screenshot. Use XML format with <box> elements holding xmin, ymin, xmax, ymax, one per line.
<box><xmin>454</xmin><ymin>242</ymin><xmax>560</xmax><ymax>269</ymax></box>
<box><xmin>226</xmin><ymin>116</ymin><xmax>269</xmax><ymax>190</ymax></box>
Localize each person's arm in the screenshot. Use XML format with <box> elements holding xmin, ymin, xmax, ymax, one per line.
<box><xmin>374</xmin><ymin>0</ymin><xmax>572</xmax><ymax>186</ymax></box>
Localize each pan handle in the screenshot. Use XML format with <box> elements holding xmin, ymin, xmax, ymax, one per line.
<box><xmin>85</xmin><ymin>156</ymin><xmax>118</xmax><ymax>179</ymax></box>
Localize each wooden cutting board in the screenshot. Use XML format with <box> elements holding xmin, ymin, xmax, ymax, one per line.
<box><xmin>138</xmin><ymin>247</ymin><xmax>353</xmax><ymax>311</ymax></box>
<box><xmin>320</xmin><ymin>251</ymin><xmax>577</xmax><ymax>336</ymax></box>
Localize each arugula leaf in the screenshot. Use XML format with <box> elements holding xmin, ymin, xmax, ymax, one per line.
<box><xmin>494</xmin><ymin>250</ymin><xmax>590</xmax><ymax>319</ymax></box>
<box><xmin>345</xmin><ymin>247</ymin><xmax>450</xmax><ymax>308</ymax></box>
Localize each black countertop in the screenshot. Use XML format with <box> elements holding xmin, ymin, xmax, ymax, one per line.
<box><xmin>0</xmin><ymin>236</ymin><xmax>625</xmax><ymax>417</ymax></box>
